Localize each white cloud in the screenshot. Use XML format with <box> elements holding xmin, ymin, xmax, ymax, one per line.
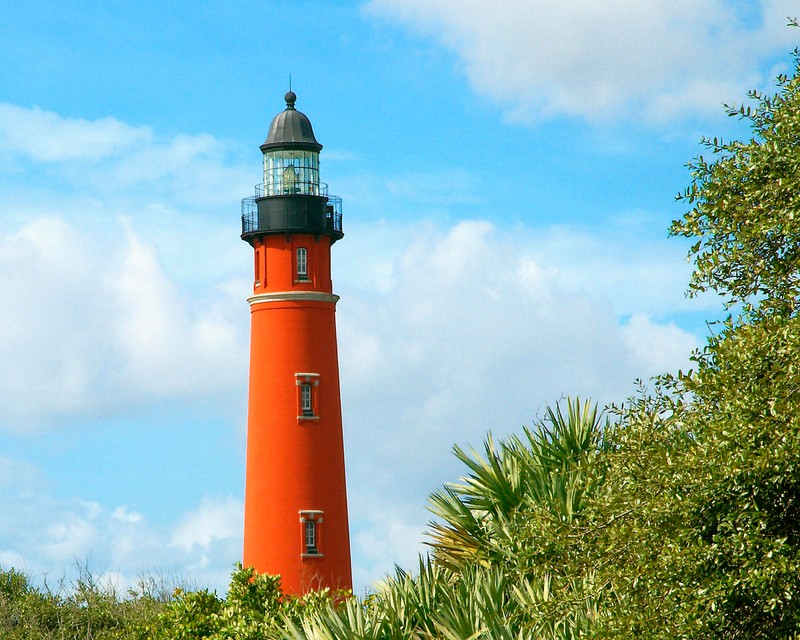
<box><xmin>351</xmin><ymin>506</ymin><xmax>429</xmax><ymax>591</ymax></box>
<box><xmin>621</xmin><ymin>313</ymin><xmax>699</xmax><ymax>374</ymax></box>
<box><xmin>0</xmin><ymin>108</ymin><xmax>253</xmax><ymax>428</ymax></box>
<box><xmin>43</xmin><ymin>513</ymin><xmax>98</xmax><ymax>561</ymax></box>
<box><xmin>0</xmin><ymin>491</ymin><xmax>242</xmax><ymax>594</ymax></box>
<box><xmin>365</xmin><ymin>0</ymin><xmax>798</xmax><ymax>123</ymax></box>
<box><xmin>0</xmin><ymin>104</ymin><xmax>152</xmax><ymax>162</ymax></box>
<box><xmin>526</xmin><ymin>220</ymin><xmax>703</xmax><ymax>317</ymax></box>
<box><xmin>0</xmin><ymin>454</ymin><xmax>44</xmax><ymax>491</ymax></box>
<box><xmin>169</xmin><ymin>496</ymin><xmax>243</xmax><ymax>553</ymax></box>
<box><xmin>0</xmin><ymin>214</ymin><xmax>248</xmax><ymax>430</ymax></box>
<box><xmin>0</xmin><ymin>102</ymin><xmax>251</xmax><ymax>208</ymax></box>
<box><xmin>0</xmin><ymin>550</ymin><xmax>26</xmax><ymax>571</ymax></box>
<box><xmin>112</xmin><ymin>506</ymin><xmax>143</xmax><ymax>523</ymax></box>
<box><xmin>110</xmin><ymin>218</ymin><xmax>245</xmax><ymax>398</ymax></box>
<box><xmin>338</xmin><ymin>219</ymin><xmax>700</xmax><ymax>580</ymax></box>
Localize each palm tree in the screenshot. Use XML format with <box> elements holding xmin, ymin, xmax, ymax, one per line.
<box><xmin>427</xmin><ymin>398</ymin><xmax>606</xmax><ymax>572</ymax></box>
<box><xmin>282</xmin><ymin>398</ymin><xmax>607</xmax><ymax>639</ymax></box>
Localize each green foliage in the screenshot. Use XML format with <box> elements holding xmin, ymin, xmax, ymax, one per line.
<box><xmin>0</xmin><ymin>566</ymin><xmax>167</xmax><ymax>639</ymax></box>
<box><xmin>428</xmin><ymin>399</ymin><xmax>606</xmax><ymax>573</ymax></box>
<box><xmin>672</xmin><ymin>44</ymin><xmax>800</xmax><ymax>317</ymax></box>
<box><xmin>561</xmin><ymin>312</ymin><xmax>800</xmax><ymax>638</ymax></box>
<box><xmin>157</xmin><ymin>564</ymin><xmax>342</xmax><ymax>640</ymax></box>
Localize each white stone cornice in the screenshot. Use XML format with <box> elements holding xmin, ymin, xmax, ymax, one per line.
<box><xmin>247</xmin><ymin>291</ymin><xmax>340</xmax><ymax>306</ymax></box>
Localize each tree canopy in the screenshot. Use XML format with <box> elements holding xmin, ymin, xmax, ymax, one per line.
<box><xmin>673</xmin><ymin>44</ymin><xmax>800</xmax><ymax>317</ymax></box>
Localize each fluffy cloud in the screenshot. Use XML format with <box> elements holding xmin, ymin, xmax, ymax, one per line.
<box><xmin>365</xmin><ymin>0</ymin><xmax>798</xmax><ymax>123</ymax></box>
<box><xmin>0</xmin><ymin>453</ymin><xmax>238</xmax><ymax>591</ymax></box>
<box><xmin>337</xmin><ymin>218</ymin><xmax>700</xmax><ymax>583</ymax></box>
<box><xmin>0</xmin><ymin>104</ymin><xmax>152</xmax><ymax>163</ymax></box>
<box><xmin>621</xmin><ymin>313</ymin><xmax>699</xmax><ymax>374</ymax></box>
<box><xmin>0</xmin><ymin>102</ymin><xmax>251</xmax><ymax>209</ymax></box>
<box><xmin>0</xmin><ymin>489</ymin><xmax>242</xmax><ymax>594</ymax></box>
<box><xmin>350</xmin><ymin>505</ymin><xmax>430</xmax><ymax>592</ymax></box>
<box><xmin>170</xmin><ymin>496</ymin><xmax>243</xmax><ymax>557</ymax></box>
<box><xmin>0</xmin><ymin>215</ymin><xmax>248</xmax><ymax>430</ymax></box>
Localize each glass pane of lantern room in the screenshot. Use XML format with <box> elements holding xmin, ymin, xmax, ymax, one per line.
<box><xmin>264</xmin><ymin>150</ymin><xmax>319</xmax><ymax>196</ymax></box>
<box><xmin>264</xmin><ymin>151</ymin><xmax>290</xmax><ymax>195</ymax></box>
<box><xmin>264</xmin><ymin>152</ymin><xmax>280</xmax><ymax>195</ymax></box>
<box><xmin>306</xmin><ymin>151</ymin><xmax>320</xmax><ymax>195</ymax></box>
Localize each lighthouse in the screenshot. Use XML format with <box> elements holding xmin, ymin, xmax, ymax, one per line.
<box><xmin>240</xmin><ymin>91</ymin><xmax>352</xmax><ymax>594</ymax></box>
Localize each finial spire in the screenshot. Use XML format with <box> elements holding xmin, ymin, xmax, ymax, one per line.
<box><xmin>285</xmin><ymin>74</ymin><xmax>296</xmax><ymax>110</ymax></box>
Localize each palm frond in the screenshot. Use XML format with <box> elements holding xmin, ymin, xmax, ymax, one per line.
<box><xmin>427</xmin><ymin>398</ymin><xmax>606</xmax><ymax>570</ymax></box>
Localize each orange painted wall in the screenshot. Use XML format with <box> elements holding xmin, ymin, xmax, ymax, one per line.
<box><xmin>243</xmin><ymin>233</ymin><xmax>352</xmax><ymax>594</ymax></box>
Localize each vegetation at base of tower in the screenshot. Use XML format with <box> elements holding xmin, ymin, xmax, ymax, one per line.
<box><xmin>0</xmin><ymin>564</ymin><xmax>340</xmax><ymax>639</ymax></box>
<box><xmin>8</xmin><ymin>30</ymin><xmax>800</xmax><ymax>640</ymax></box>
<box><xmin>155</xmin><ymin>565</ymin><xmax>339</xmax><ymax>640</ymax></box>
<box><xmin>0</xmin><ymin>565</ymin><xmax>171</xmax><ymax>639</ymax></box>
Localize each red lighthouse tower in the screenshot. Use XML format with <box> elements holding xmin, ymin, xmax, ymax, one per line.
<box><xmin>240</xmin><ymin>92</ymin><xmax>352</xmax><ymax>594</ymax></box>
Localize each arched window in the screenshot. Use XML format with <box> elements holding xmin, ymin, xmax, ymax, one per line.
<box><xmin>296</xmin><ymin>247</ymin><xmax>308</xmax><ymax>281</ymax></box>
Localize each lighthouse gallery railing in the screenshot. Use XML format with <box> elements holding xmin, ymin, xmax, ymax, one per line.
<box><xmin>241</xmin><ymin>182</ymin><xmax>343</xmax><ymax>236</ymax></box>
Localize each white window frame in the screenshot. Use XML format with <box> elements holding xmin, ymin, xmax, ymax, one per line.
<box><xmin>295</xmin><ymin>373</ymin><xmax>320</xmax><ymax>421</ymax></box>
<box><xmin>296</xmin><ymin>247</ymin><xmax>308</xmax><ymax>281</ymax></box>
<box><xmin>299</xmin><ymin>510</ymin><xmax>324</xmax><ymax>557</ymax></box>
<box><xmin>305</xmin><ymin>520</ymin><xmax>317</xmax><ymax>553</ymax></box>
<box><xmin>300</xmin><ymin>383</ymin><xmax>313</xmax><ymax>415</ymax></box>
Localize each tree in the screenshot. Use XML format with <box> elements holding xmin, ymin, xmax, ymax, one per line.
<box><xmin>583</xmin><ymin>42</ymin><xmax>800</xmax><ymax>637</ymax></box>
<box><xmin>672</xmin><ymin>41</ymin><xmax>800</xmax><ymax>318</ymax></box>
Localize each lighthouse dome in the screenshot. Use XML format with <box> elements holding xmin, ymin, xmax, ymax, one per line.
<box><xmin>260</xmin><ymin>91</ymin><xmax>322</xmax><ymax>152</ymax></box>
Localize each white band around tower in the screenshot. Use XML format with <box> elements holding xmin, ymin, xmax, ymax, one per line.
<box><xmin>248</xmin><ymin>291</ymin><xmax>340</xmax><ymax>306</ymax></box>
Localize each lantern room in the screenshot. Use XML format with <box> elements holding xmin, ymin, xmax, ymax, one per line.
<box><xmin>240</xmin><ymin>91</ymin><xmax>342</xmax><ymax>244</ymax></box>
<box><xmin>260</xmin><ymin>90</ymin><xmax>322</xmax><ymax>196</ymax></box>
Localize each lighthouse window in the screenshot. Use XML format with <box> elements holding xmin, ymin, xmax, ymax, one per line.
<box><xmin>305</xmin><ymin>520</ymin><xmax>318</xmax><ymax>554</ymax></box>
<box><xmin>296</xmin><ymin>247</ymin><xmax>308</xmax><ymax>281</ymax></box>
<box><xmin>300</xmin><ymin>384</ymin><xmax>313</xmax><ymax>415</ymax></box>
<box><xmin>296</xmin><ymin>373</ymin><xmax>320</xmax><ymax>420</ymax></box>
<box><xmin>299</xmin><ymin>510</ymin><xmax>323</xmax><ymax>557</ymax></box>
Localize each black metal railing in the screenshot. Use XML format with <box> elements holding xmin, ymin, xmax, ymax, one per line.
<box><xmin>241</xmin><ymin>196</ymin><xmax>258</xmax><ymax>233</ymax></box>
<box><xmin>240</xmin><ymin>189</ymin><xmax>343</xmax><ymax>237</ymax></box>
<box><xmin>326</xmin><ymin>195</ymin><xmax>343</xmax><ymax>233</ymax></box>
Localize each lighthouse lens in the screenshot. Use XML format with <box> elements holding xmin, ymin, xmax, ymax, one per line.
<box><xmin>264</xmin><ymin>150</ymin><xmax>319</xmax><ymax>196</ymax></box>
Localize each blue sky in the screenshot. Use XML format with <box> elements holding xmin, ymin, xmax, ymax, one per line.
<box><xmin>0</xmin><ymin>0</ymin><xmax>797</xmax><ymax>594</ymax></box>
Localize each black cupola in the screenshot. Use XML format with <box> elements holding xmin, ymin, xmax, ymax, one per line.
<box><xmin>261</xmin><ymin>91</ymin><xmax>322</xmax><ymax>153</ymax></box>
<box><xmin>241</xmin><ymin>92</ymin><xmax>343</xmax><ymax>244</ymax></box>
